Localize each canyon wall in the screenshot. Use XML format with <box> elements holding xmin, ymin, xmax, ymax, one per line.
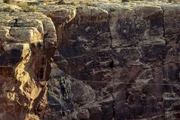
<box><xmin>0</xmin><ymin>1</ymin><xmax>180</xmax><ymax>120</ymax></box>
<box><xmin>0</xmin><ymin>7</ymin><xmax>57</xmax><ymax>120</ymax></box>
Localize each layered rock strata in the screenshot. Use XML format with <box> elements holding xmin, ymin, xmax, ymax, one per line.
<box><xmin>41</xmin><ymin>3</ymin><xmax>180</xmax><ymax>120</ymax></box>
<box><xmin>0</xmin><ymin>12</ymin><xmax>56</xmax><ymax>120</ymax></box>
<box><xmin>1</xmin><ymin>1</ymin><xmax>180</xmax><ymax>120</ymax></box>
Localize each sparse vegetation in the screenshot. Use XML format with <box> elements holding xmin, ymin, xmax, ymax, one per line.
<box><xmin>4</xmin><ymin>5</ymin><xmax>14</xmax><ymax>12</ymax></box>
<box><xmin>122</xmin><ymin>0</ymin><xmax>130</xmax><ymax>2</ymax></box>
<box><xmin>29</xmin><ymin>5</ymin><xmax>37</xmax><ymax>12</ymax></box>
<box><xmin>58</xmin><ymin>0</ymin><xmax>65</xmax><ymax>4</ymax></box>
<box><xmin>86</xmin><ymin>1</ymin><xmax>93</xmax><ymax>6</ymax></box>
<box><xmin>3</xmin><ymin>0</ymin><xmax>14</xmax><ymax>4</ymax></box>
<box><xmin>16</xmin><ymin>2</ymin><xmax>37</xmax><ymax>12</ymax></box>
<box><xmin>16</xmin><ymin>2</ymin><xmax>28</xmax><ymax>10</ymax></box>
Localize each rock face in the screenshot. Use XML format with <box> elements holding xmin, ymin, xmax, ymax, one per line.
<box><xmin>45</xmin><ymin>2</ymin><xmax>180</xmax><ymax>120</ymax></box>
<box><xmin>0</xmin><ymin>11</ymin><xmax>56</xmax><ymax>120</ymax></box>
<box><xmin>1</xmin><ymin>1</ymin><xmax>180</xmax><ymax>120</ymax></box>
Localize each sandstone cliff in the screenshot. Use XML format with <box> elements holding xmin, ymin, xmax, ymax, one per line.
<box><xmin>0</xmin><ymin>1</ymin><xmax>180</xmax><ymax>120</ymax></box>
<box><xmin>0</xmin><ymin>10</ymin><xmax>57</xmax><ymax>120</ymax></box>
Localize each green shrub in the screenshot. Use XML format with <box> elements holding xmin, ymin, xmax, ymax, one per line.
<box><xmin>58</xmin><ymin>0</ymin><xmax>65</xmax><ymax>4</ymax></box>
<box><xmin>4</xmin><ymin>5</ymin><xmax>14</xmax><ymax>12</ymax></box>
<box><xmin>16</xmin><ymin>2</ymin><xmax>37</xmax><ymax>12</ymax></box>
<box><xmin>122</xmin><ymin>0</ymin><xmax>130</xmax><ymax>2</ymax></box>
<box><xmin>3</xmin><ymin>0</ymin><xmax>14</xmax><ymax>4</ymax></box>
<box><xmin>29</xmin><ymin>5</ymin><xmax>37</xmax><ymax>12</ymax></box>
<box><xmin>86</xmin><ymin>1</ymin><xmax>93</xmax><ymax>6</ymax></box>
<box><xmin>16</xmin><ymin>2</ymin><xmax>28</xmax><ymax>11</ymax></box>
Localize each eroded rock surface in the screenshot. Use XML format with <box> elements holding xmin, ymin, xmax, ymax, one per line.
<box><xmin>45</xmin><ymin>2</ymin><xmax>180</xmax><ymax>120</ymax></box>
<box><xmin>1</xmin><ymin>1</ymin><xmax>180</xmax><ymax>120</ymax></box>
<box><xmin>0</xmin><ymin>12</ymin><xmax>56</xmax><ymax>120</ymax></box>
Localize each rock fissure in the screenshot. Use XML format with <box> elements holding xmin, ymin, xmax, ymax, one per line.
<box><xmin>161</xmin><ymin>6</ymin><xmax>166</xmax><ymax>39</ymax></box>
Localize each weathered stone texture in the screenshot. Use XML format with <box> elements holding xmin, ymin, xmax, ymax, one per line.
<box><xmin>46</xmin><ymin>3</ymin><xmax>180</xmax><ymax>120</ymax></box>
<box><xmin>1</xmin><ymin>1</ymin><xmax>180</xmax><ymax>120</ymax></box>
<box><xmin>0</xmin><ymin>11</ymin><xmax>57</xmax><ymax>120</ymax></box>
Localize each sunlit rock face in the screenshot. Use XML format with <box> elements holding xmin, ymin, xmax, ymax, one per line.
<box><xmin>1</xmin><ymin>1</ymin><xmax>180</xmax><ymax>120</ymax></box>
<box><xmin>0</xmin><ymin>12</ymin><xmax>56</xmax><ymax>120</ymax></box>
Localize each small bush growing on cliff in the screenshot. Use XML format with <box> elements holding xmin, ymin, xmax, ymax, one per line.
<box><xmin>122</xmin><ymin>0</ymin><xmax>130</xmax><ymax>2</ymax></box>
<box><xmin>3</xmin><ymin>0</ymin><xmax>14</xmax><ymax>4</ymax></box>
<box><xmin>16</xmin><ymin>2</ymin><xmax>28</xmax><ymax>11</ymax></box>
<box><xmin>16</xmin><ymin>2</ymin><xmax>37</xmax><ymax>12</ymax></box>
<box><xmin>168</xmin><ymin>0</ymin><xmax>172</xmax><ymax>2</ymax></box>
<box><xmin>86</xmin><ymin>1</ymin><xmax>93</xmax><ymax>6</ymax></box>
<box><xmin>28</xmin><ymin>5</ymin><xmax>37</xmax><ymax>12</ymax></box>
<box><xmin>58</xmin><ymin>0</ymin><xmax>65</xmax><ymax>4</ymax></box>
<box><xmin>3</xmin><ymin>5</ymin><xmax>14</xmax><ymax>12</ymax></box>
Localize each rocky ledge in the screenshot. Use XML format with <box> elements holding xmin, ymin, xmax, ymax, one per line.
<box><xmin>1</xmin><ymin>1</ymin><xmax>180</xmax><ymax>120</ymax></box>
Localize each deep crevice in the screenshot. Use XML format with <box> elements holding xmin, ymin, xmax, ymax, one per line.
<box><xmin>107</xmin><ymin>9</ymin><xmax>116</xmax><ymax>119</ymax></box>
